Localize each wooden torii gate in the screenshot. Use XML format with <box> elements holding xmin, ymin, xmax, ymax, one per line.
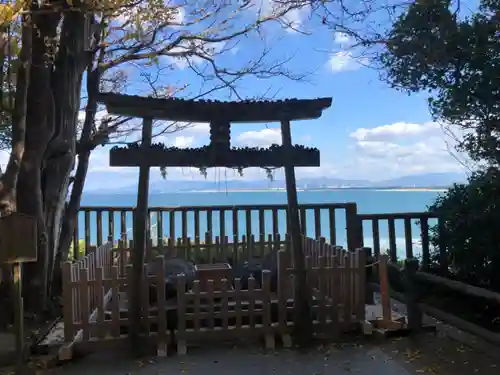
<box><xmin>97</xmin><ymin>93</ymin><xmax>332</xmax><ymax>351</ymax></box>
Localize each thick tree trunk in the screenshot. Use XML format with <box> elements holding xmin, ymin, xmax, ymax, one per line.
<box><xmin>43</xmin><ymin>14</ymin><xmax>87</xmax><ymax>297</ymax></box>
<box><xmin>0</xmin><ymin>18</ymin><xmax>32</xmax><ymax>213</ymax></box>
<box><xmin>0</xmin><ymin>16</ymin><xmax>32</xmax><ymax>326</ymax></box>
<box><xmin>44</xmin><ymin>12</ymin><xmax>89</xmax><ymax>299</ymax></box>
<box><xmin>16</xmin><ymin>12</ymin><xmax>60</xmax><ymax>313</ymax></box>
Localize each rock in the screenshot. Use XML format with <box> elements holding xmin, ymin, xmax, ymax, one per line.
<box><xmin>262</xmin><ymin>249</ymin><xmax>279</xmax><ymax>293</ymax></box>
<box><xmin>148</xmin><ymin>258</ymin><xmax>196</xmax><ymax>304</ymax></box>
<box><xmin>232</xmin><ymin>257</ymin><xmax>264</xmax><ymax>290</ymax></box>
<box><xmin>232</xmin><ymin>249</ymin><xmax>279</xmax><ymax>292</ymax></box>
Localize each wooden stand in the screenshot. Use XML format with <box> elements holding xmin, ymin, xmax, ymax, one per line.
<box><xmin>0</xmin><ymin>213</ymin><xmax>37</xmax><ymax>373</ymax></box>
<box><xmin>195</xmin><ymin>263</ymin><xmax>232</xmax><ymax>291</ymax></box>
<box><xmin>365</xmin><ymin>255</ymin><xmax>436</xmax><ymax>338</ymax></box>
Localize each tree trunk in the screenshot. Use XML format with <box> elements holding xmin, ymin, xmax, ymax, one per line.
<box><xmin>46</xmin><ymin>12</ymin><xmax>91</xmax><ymax>299</ymax></box>
<box><xmin>16</xmin><ymin>11</ymin><xmax>60</xmax><ymax>313</ymax></box>
<box><xmin>0</xmin><ymin>15</ymin><xmax>32</xmax><ymax>326</ymax></box>
<box><xmin>0</xmin><ymin>17</ymin><xmax>32</xmax><ymax>214</ymax></box>
<box><xmin>43</xmin><ymin>11</ymin><xmax>87</xmax><ymax>299</ymax></box>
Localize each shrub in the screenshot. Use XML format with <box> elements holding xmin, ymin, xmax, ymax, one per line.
<box><xmin>428</xmin><ymin>168</ymin><xmax>500</xmax><ymax>290</ymax></box>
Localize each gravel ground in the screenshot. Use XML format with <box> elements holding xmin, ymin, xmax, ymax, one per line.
<box><xmin>43</xmin><ymin>343</ymin><xmax>419</xmax><ymax>375</ymax></box>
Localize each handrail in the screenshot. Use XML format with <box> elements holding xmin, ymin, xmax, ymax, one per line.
<box><xmin>414</xmin><ymin>270</ymin><xmax>500</xmax><ymax>303</ymax></box>
<box><xmin>80</xmin><ymin>202</ymin><xmax>355</xmax><ymax>211</ymax></box>
<box><xmin>384</xmin><ymin>260</ymin><xmax>500</xmax><ymax>304</ymax></box>
<box><xmin>358</xmin><ymin>212</ymin><xmax>438</xmax><ymax>220</ymax></box>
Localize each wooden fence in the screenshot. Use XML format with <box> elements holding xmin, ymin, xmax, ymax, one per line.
<box><xmin>61</xmin><ymin>240</ymin><xmax>117</xmax><ymax>354</ymax></box>
<box><xmin>73</xmin><ymin>203</ymin><xmax>363</xmax><ymax>258</ymax></box>
<box><xmin>73</xmin><ymin>204</ymin><xmax>445</xmax><ymax>274</ymax></box>
<box><xmin>60</xmin><ymin>236</ymin><xmax>367</xmax><ymax>358</ymax></box>
<box><xmin>112</xmin><ymin>233</ymin><xmax>290</xmax><ymax>265</ymax></box>
<box><xmin>358</xmin><ymin>212</ymin><xmax>444</xmax><ymax>271</ymax></box>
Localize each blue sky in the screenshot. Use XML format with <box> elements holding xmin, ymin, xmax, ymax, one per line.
<box><xmin>0</xmin><ymin>1</ymin><xmax>472</xmax><ymax>189</ymax></box>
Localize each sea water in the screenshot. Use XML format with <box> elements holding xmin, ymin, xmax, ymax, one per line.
<box><xmin>80</xmin><ymin>189</ymin><xmax>442</xmax><ymax>259</ymax></box>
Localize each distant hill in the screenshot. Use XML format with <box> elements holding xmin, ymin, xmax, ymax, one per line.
<box><xmin>86</xmin><ymin>172</ymin><xmax>468</xmax><ymax>193</ymax></box>
<box><xmin>373</xmin><ymin>172</ymin><xmax>468</xmax><ymax>188</ymax></box>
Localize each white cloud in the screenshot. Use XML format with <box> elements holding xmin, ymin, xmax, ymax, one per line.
<box><xmin>81</xmin><ymin>120</ymin><xmax>471</xmax><ymax>183</ymax></box>
<box><xmin>327</xmin><ymin>32</ymin><xmax>369</xmax><ymax>73</ymax></box>
<box><xmin>171</xmin><ymin>136</ymin><xmax>194</xmax><ymax>148</ymax></box>
<box><xmin>0</xmin><ymin>149</ymin><xmax>10</xmax><ymax>172</ymax></box>
<box><xmin>350</xmin><ymin>121</ymin><xmax>442</xmax><ymax>142</ymax></box>
<box><xmin>345</xmin><ymin>121</ymin><xmax>469</xmax><ymax>179</ymax></box>
<box><xmin>328</xmin><ymin>51</ymin><xmax>367</xmax><ymax>73</ymax></box>
<box><xmin>163</xmin><ymin>40</ymin><xmax>226</xmax><ymax>70</ymax></box>
<box><xmin>251</xmin><ymin>0</ymin><xmax>309</xmax><ymax>33</ymax></box>
<box><xmin>333</xmin><ymin>32</ymin><xmax>351</xmax><ymax>45</ymax></box>
<box><xmin>235</xmin><ymin>128</ymin><xmax>282</xmax><ymax>147</ymax></box>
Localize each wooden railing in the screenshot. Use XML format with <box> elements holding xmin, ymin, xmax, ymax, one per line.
<box><xmin>373</xmin><ymin>257</ymin><xmax>500</xmax><ymax>347</ymax></box>
<box><xmin>358</xmin><ymin>211</ymin><xmax>447</xmax><ymax>271</ymax></box>
<box><xmin>73</xmin><ymin>203</ymin><xmax>363</xmax><ymax>259</ymax></box>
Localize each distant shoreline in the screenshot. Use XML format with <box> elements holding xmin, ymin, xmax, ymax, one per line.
<box><xmin>181</xmin><ymin>187</ymin><xmax>448</xmax><ymax>193</ymax></box>
<box><xmin>86</xmin><ymin>187</ymin><xmax>451</xmax><ymax>195</ymax></box>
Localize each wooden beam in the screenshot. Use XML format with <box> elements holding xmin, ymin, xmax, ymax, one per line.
<box><xmin>109</xmin><ymin>148</ymin><xmax>320</xmax><ymax>167</ymax></box>
<box><xmin>98</xmin><ymin>92</ymin><xmax>332</xmax><ymax>123</ymax></box>
<box><xmin>129</xmin><ymin>117</ymin><xmax>153</xmax><ymax>355</ymax></box>
<box><xmin>280</xmin><ymin>119</ymin><xmax>312</xmax><ymax>344</ymax></box>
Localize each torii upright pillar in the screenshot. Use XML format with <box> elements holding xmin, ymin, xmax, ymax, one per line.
<box><xmin>280</xmin><ymin>119</ymin><xmax>311</xmax><ymax>343</ymax></box>
<box><xmin>130</xmin><ymin>117</ymin><xmax>153</xmax><ymax>354</ymax></box>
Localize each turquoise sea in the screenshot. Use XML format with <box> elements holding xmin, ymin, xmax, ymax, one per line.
<box><xmin>80</xmin><ymin>189</ymin><xmax>442</xmax><ymax>258</ymax></box>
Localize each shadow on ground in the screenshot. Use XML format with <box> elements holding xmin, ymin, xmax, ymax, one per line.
<box><xmin>30</xmin><ymin>332</ymin><xmax>499</xmax><ymax>375</ymax></box>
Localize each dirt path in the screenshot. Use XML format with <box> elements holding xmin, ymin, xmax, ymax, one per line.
<box><xmin>42</xmin><ymin>344</ymin><xmax>418</xmax><ymax>375</ymax></box>
<box><xmin>379</xmin><ymin>332</ymin><xmax>500</xmax><ymax>375</ymax></box>
<box><xmin>24</xmin><ymin>331</ymin><xmax>496</xmax><ymax>375</ymax></box>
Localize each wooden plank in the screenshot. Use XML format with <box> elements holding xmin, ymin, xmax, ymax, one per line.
<box><xmin>120</xmin><ymin>211</ymin><xmax>127</xmax><ymax>242</ymax></box>
<box><xmin>129</xmin><ymin>116</ymin><xmax>153</xmax><ymax>351</ymax></box>
<box><xmin>85</xmin><ymin>211</ymin><xmax>91</xmax><ymax>253</ymax></box>
<box><xmin>96</xmin><ymin>211</ymin><xmax>103</xmax><ymax>246</ymax></box>
<box><xmin>404</xmin><ymin>217</ymin><xmax>413</xmax><ymax>258</ymax></box>
<box><xmin>314</xmin><ymin>208</ymin><xmax>321</xmax><ymax>239</ymax></box>
<box><xmin>108</xmin><ymin>210</ymin><xmax>115</xmax><ymax>243</ymax></box>
<box><xmin>98</xmin><ymin>92</ymin><xmax>332</xmax><ymax>122</ymax></box>
<box><xmin>372</xmin><ymin>219</ymin><xmax>380</xmax><ymax>259</ymax></box>
<box><xmin>420</xmin><ymin>218</ymin><xmax>430</xmax><ymax>270</ymax></box>
<box><xmin>378</xmin><ymin>255</ymin><xmax>392</xmax><ymax>323</ymax></box>
<box><xmin>387</xmin><ymin>218</ymin><xmax>397</xmax><ymax>263</ymax></box>
<box><xmin>80</xmin><ymin>203</ymin><xmax>357</xmax><ymax>212</ymax></box>
<box><xmin>0</xmin><ymin>213</ymin><xmax>37</xmax><ymax>263</ymax></box>
<box><xmin>73</xmin><ymin>214</ymin><xmax>80</xmax><ymax>260</ymax></box>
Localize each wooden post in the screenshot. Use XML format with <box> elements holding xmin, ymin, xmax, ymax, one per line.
<box><xmin>130</xmin><ymin>117</ymin><xmax>153</xmax><ymax>354</ymax></box>
<box><xmin>363</xmin><ymin>247</ymin><xmax>374</xmax><ymax>305</ymax></box>
<box><xmin>345</xmin><ymin>203</ymin><xmax>363</xmax><ymax>250</ymax></box>
<box><xmin>280</xmin><ymin>119</ymin><xmax>311</xmax><ymax>344</ymax></box>
<box><xmin>0</xmin><ymin>213</ymin><xmax>37</xmax><ymax>373</ymax></box>
<box><xmin>378</xmin><ymin>255</ymin><xmax>392</xmax><ymax>324</ymax></box>
<box><xmin>437</xmin><ymin>218</ymin><xmax>448</xmax><ymax>275</ymax></box>
<box><xmin>404</xmin><ymin>258</ymin><xmax>423</xmax><ymax>331</ymax></box>
<box><xmin>13</xmin><ymin>262</ymin><xmax>24</xmax><ymax>369</ymax></box>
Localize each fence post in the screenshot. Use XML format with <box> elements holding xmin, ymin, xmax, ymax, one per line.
<box><xmin>345</xmin><ymin>203</ymin><xmax>363</xmax><ymax>251</ymax></box>
<box><xmin>363</xmin><ymin>247</ymin><xmax>374</xmax><ymax>305</ymax></box>
<box><xmin>437</xmin><ymin>218</ymin><xmax>448</xmax><ymax>275</ymax></box>
<box><xmin>404</xmin><ymin>258</ymin><xmax>423</xmax><ymax>331</ymax></box>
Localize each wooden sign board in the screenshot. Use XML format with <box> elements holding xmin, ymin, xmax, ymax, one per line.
<box><xmin>0</xmin><ymin>213</ymin><xmax>37</xmax><ymax>264</ymax></box>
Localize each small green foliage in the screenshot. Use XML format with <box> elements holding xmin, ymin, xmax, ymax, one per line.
<box><xmin>427</xmin><ymin>168</ymin><xmax>500</xmax><ymax>289</ymax></box>
<box><xmin>67</xmin><ymin>239</ymin><xmax>87</xmax><ymax>261</ymax></box>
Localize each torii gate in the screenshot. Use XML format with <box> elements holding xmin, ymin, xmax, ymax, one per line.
<box><xmin>97</xmin><ymin>92</ymin><xmax>332</xmax><ymax>351</ymax></box>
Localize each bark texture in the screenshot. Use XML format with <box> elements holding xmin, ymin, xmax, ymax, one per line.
<box><xmin>0</xmin><ymin>8</ymin><xmax>89</xmax><ymax>314</ymax></box>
